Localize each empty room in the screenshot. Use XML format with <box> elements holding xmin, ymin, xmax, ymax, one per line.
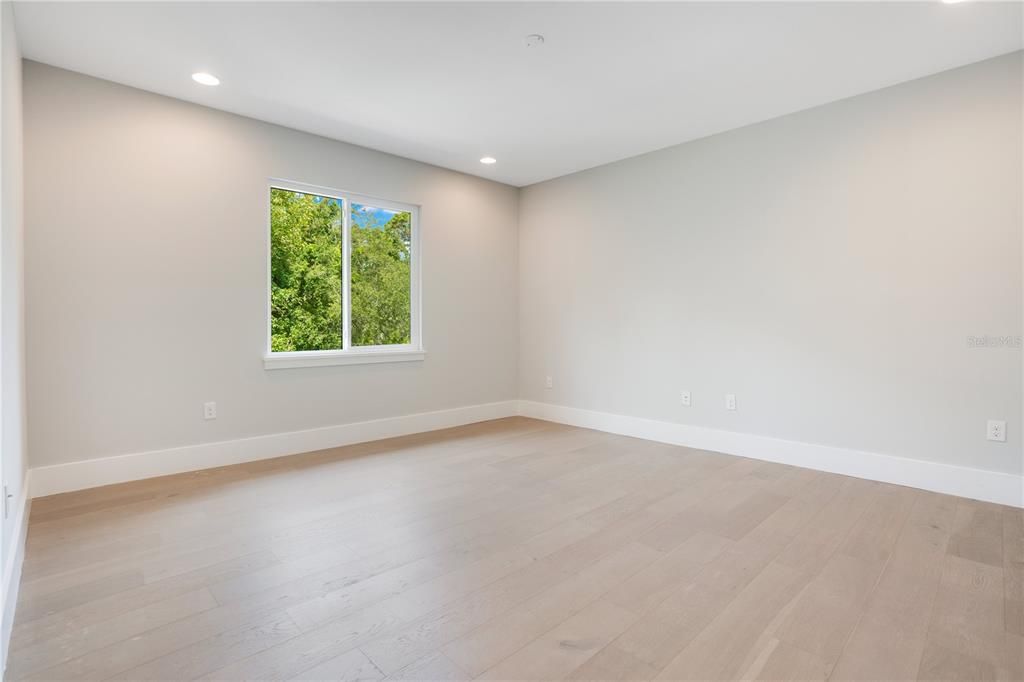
<box><xmin>0</xmin><ymin>1</ymin><xmax>1021</xmax><ymax>680</ymax></box>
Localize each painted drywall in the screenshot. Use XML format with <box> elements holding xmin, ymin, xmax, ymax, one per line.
<box><xmin>519</xmin><ymin>52</ymin><xmax>1023</xmax><ymax>479</ymax></box>
<box><xmin>20</xmin><ymin>51</ymin><xmax>1024</xmax><ymax>494</ymax></box>
<box><xmin>0</xmin><ymin>0</ymin><xmax>26</xmax><ymax>669</ymax></box>
<box><xmin>23</xmin><ymin>61</ymin><xmax>519</xmax><ymax>468</ymax></box>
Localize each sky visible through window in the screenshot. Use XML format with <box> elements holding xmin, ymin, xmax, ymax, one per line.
<box><xmin>352</xmin><ymin>204</ymin><xmax>398</xmax><ymax>228</ymax></box>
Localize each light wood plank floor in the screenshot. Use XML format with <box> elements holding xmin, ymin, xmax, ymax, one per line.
<box><xmin>8</xmin><ymin>417</ymin><xmax>1023</xmax><ymax>681</ymax></box>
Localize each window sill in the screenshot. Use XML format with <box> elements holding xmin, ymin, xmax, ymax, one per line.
<box><xmin>263</xmin><ymin>348</ymin><xmax>426</xmax><ymax>370</ymax></box>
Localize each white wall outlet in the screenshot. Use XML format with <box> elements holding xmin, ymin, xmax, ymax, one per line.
<box><xmin>986</xmin><ymin>419</ymin><xmax>1006</xmax><ymax>442</ymax></box>
<box><xmin>725</xmin><ymin>394</ymin><xmax>737</xmax><ymax>411</ymax></box>
<box><xmin>545</xmin><ymin>376</ymin><xmax>553</xmax><ymax>389</ymax></box>
<box><xmin>680</xmin><ymin>390</ymin><xmax>691</xmax><ymax>407</ymax></box>
<box><xmin>204</xmin><ymin>401</ymin><xmax>217</xmax><ymax>420</ymax></box>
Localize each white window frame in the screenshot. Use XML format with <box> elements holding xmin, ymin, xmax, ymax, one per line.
<box><xmin>263</xmin><ymin>179</ymin><xmax>424</xmax><ymax>370</ymax></box>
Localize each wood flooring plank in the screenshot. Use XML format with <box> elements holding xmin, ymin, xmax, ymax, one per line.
<box><xmin>948</xmin><ymin>499</ymin><xmax>1005</xmax><ymax>568</ymax></box>
<box><xmin>564</xmin><ymin>643</ymin><xmax>659</xmax><ymax>681</ymax></box>
<box><xmin>281</xmin><ymin>487</ymin><xmax>634</xmax><ymax>632</ymax></box>
<box><xmin>10</xmin><ymin>551</ymin><xmax>279</xmax><ymax>652</ymax></box>
<box><xmin>828</xmin><ymin>490</ymin><xmax>956</xmax><ymax>681</ymax></box>
<box><xmin>5</xmin><ymin>588</ymin><xmax>219</xmax><ymax>678</ymax></box>
<box><xmin>383</xmin><ymin>651</ymin><xmax>469</xmax><ymax>681</ymax></box>
<box><xmin>24</xmin><ymin>597</ymin><xmax>298</xmax><ymax>680</ymax></box>
<box><xmin>772</xmin><ymin>478</ymin><xmax>876</xmax><ymax>574</ymax></box>
<box><xmin>744</xmin><ymin>638</ymin><xmax>829</xmax><ymax>681</ymax></box>
<box><xmin>286</xmin><ymin>647</ymin><xmax>384</xmax><ymax>682</ymax></box>
<box><xmin>198</xmin><ymin>602</ymin><xmax>406</xmax><ymax>682</ymax></box>
<box><xmin>202</xmin><ymin>509</ymin><xmax>655</xmax><ymax>679</ymax></box>
<box><xmin>7</xmin><ymin>418</ymin><xmax>1016</xmax><ymax>682</ymax></box>
<box><xmin>1003</xmin><ymin>507</ymin><xmax>1024</xmax><ymax>637</ymax></box>
<box><xmin>440</xmin><ymin>542</ymin><xmax>661</xmax><ymax>677</ymax></box>
<box><xmin>767</xmin><ymin>489</ymin><xmax>919</xmax><ymax>673</ymax></box>
<box><xmin>476</xmin><ymin>599</ymin><xmax>638</xmax><ymax>680</ymax></box>
<box><xmin>106</xmin><ymin>611</ymin><xmax>303</xmax><ymax>681</ymax></box>
<box><xmin>921</xmin><ymin>554</ymin><xmax>1015</xmax><ymax>678</ymax></box>
<box><xmin>603</xmin><ymin>531</ymin><xmax>733</xmax><ymax>616</ymax></box>
<box><xmin>773</xmin><ymin>551</ymin><xmax>885</xmax><ymax>667</ymax></box>
<box><xmin>609</xmin><ymin>481</ymin><xmax>853</xmax><ymax>673</ymax></box>
<box><xmin>354</xmin><ymin>522</ymin><xmax>596</xmax><ymax>674</ymax></box>
<box><xmin>653</xmin><ymin>561</ymin><xmax>813</xmax><ymax>680</ymax></box>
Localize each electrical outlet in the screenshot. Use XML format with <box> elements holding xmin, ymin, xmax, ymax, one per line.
<box><xmin>725</xmin><ymin>394</ymin><xmax>737</xmax><ymax>411</ymax></box>
<box><xmin>987</xmin><ymin>419</ymin><xmax>1006</xmax><ymax>442</ymax></box>
<box><xmin>680</xmin><ymin>390</ymin><xmax>691</xmax><ymax>407</ymax></box>
<box><xmin>204</xmin><ymin>401</ymin><xmax>217</xmax><ymax>420</ymax></box>
<box><xmin>545</xmin><ymin>376</ymin><xmax>553</xmax><ymax>389</ymax></box>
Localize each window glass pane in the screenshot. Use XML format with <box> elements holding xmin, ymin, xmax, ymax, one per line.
<box><xmin>270</xmin><ymin>188</ymin><xmax>343</xmax><ymax>351</ymax></box>
<box><xmin>350</xmin><ymin>203</ymin><xmax>412</xmax><ymax>346</ymax></box>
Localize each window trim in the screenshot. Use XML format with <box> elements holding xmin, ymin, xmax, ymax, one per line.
<box><xmin>264</xmin><ymin>179</ymin><xmax>424</xmax><ymax>370</ymax></box>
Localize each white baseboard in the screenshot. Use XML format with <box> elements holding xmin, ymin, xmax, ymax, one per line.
<box><xmin>29</xmin><ymin>401</ymin><xmax>519</xmax><ymax>498</ymax></box>
<box><xmin>518</xmin><ymin>400</ymin><xmax>1024</xmax><ymax>509</ymax></box>
<box><xmin>26</xmin><ymin>397</ymin><xmax>1023</xmax><ymax>509</ymax></box>
<box><xmin>2</xmin><ymin>472</ymin><xmax>30</xmax><ymax>674</ymax></box>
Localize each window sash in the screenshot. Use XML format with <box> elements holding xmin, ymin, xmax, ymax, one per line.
<box><xmin>266</xmin><ymin>179</ymin><xmax>421</xmax><ymax>361</ymax></box>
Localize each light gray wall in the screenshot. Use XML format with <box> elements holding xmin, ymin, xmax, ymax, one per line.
<box><xmin>519</xmin><ymin>52</ymin><xmax>1023</xmax><ymax>476</ymax></box>
<box><xmin>22</xmin><ymin>53</ymin><xmax>1024</xmax><ymax>480</ymax></box>
<box><xmin>1</xmin><ymin>0</ymin><xmax>25</xmax><ymax>665</ymax></box>
<box><xmin>24</xmin><ymin>61</ymin><xmax>519</xmax><ymax>468</ymax></box>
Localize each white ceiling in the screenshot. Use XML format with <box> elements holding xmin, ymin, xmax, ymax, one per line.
<box><xmin>13</xmin><ymin>1</ymin><xmax>1023</xmax><ymax>187</ymax></box>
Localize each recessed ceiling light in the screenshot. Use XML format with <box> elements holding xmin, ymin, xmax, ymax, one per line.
<box><xmin>480</xmin><ymin>157</ymin><xmax>497</xmax><ymax>165</ymax></box>
<box><xmin>191</xmin><ymin>72</ymin><xmax>220</xmax><ymax>86</ymax></box>
<box><xmin>941</xmin><ymin>0</ymin><xmax>968</xmax><ymax>4</ymax></box>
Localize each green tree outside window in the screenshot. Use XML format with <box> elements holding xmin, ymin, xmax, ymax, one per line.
<box><xmin>270</xmin><ymin>188</ymin><xmax>412</xmax><ymax>352</ymax></box>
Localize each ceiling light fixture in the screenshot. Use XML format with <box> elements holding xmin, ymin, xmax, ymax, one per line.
<box><xmin>480</xmin><ymin>157</ymin><xmax>497</xmax><ymax>165</ymax></box>
<box><xmin>191</xmin><ymin>72</ymin><xmax>220</xmax><ymax>86</ymax></box>
<box><xmin>941</xmin><ymin>0</ymin><xmax>968</xmax><ymax>4</ymax></box>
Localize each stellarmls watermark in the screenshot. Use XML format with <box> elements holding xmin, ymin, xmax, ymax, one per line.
<box><xmin>967</xmin><ymin>335</ymin><xmax>1022</xmax><ymax>349</ymax></box>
